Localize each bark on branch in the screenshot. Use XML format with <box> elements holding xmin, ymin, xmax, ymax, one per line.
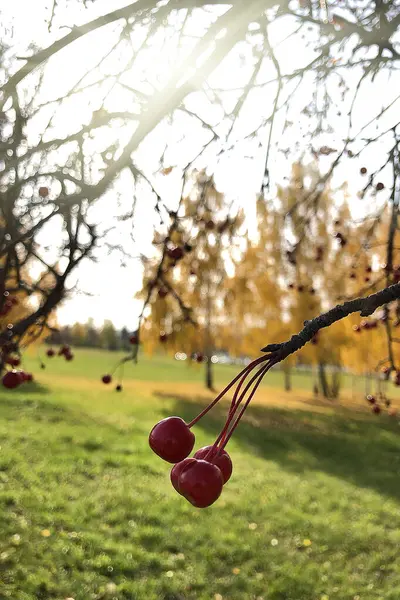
<box><xmin>262</xmin><ymin>282</ymin><xmax>400</xmax><ymax>361</ymax></box>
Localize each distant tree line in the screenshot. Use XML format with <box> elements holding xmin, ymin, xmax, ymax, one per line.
<box><xmin>46</xmin><ymin>319</ymin><xmax>132</xmax><ymax>352</ymax></box>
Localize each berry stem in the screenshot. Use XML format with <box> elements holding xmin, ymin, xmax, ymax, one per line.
<box><xmin>220</xmin><ymin>361</ymin><xmax>275</xmax><ymax>451</ymax></box>
<box><xmin>187</xmin><ymin>355</ymin><xmax>270</xmax><ymax>428</ymax></box>
<box><xmin>205</xmin><ymin>361</ymin><xmax>272</xmax><ymax>460</ymax></box>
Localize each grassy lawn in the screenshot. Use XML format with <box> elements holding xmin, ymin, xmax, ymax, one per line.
<box><xmin>1</xmin><ymin>349</ymin><xmax>400</xmax><ymax>599</ymax></box>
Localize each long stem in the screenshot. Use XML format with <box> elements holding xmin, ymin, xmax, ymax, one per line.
<box><xmin>206</xmin><ymin>361</ymin><xmax>272</xmax><ymax>459</ymax></box>
<box><xmin>220</xmin><ymin>361</ymin><xmax>275</xmax><ymax>451</ymax></box>
<box><xmin>187</xmin><ymin>355</ymin><xmax>270</xmax><ymax>428</ymax></box>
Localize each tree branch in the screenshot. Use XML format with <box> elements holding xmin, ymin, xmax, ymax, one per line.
<box><xmin>262</xmin><ymin>283</ymin><xmax>400</xmax><ymax>361</ymax></box>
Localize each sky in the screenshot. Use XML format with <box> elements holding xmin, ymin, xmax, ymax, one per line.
<box><xmin>5</xmin><ymin>0</ymin><xmax>400</xmax><ymax>329</ymax></box>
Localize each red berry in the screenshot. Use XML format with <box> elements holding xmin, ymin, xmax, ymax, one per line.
<box><xmin>376</xmin><ymin>182</ymin><xmax>384</xmax><ymax>191</ymax></box>
<box><xmin>167</xmin><ymin>247</ymin><xmax>184</xmax><ymax>261</ymax></box>
<box><xmin>149</xmin><ymin>416</ymin><xmax>195</xmax><ymax>463</ymax></box>
<box><xmin>129</xmin><ymin>334</ymin><xmax>138</xmax><ymax>344</ymax></box>
<box><xmin>196</xmin><ymin>353</ymin><xmax>204</xmax><ymax>363</ymax></box>
<box><xmin>159</xmin><ymin>332</ymin><xmax>168</xmax><ymax>343</ymax></box>
<box><xmin>366</xmin><ymin>266</ymin><xmax>372</xmax><ymax>273</ymax></box>
<box><xmin>170</xmin><ymin>458</ymin><xmax>196</xmax><ymax>494</ymax></box>
<box><xmin>372</xmin><ymin>404</ymin><xmax>381</xmax><ymax>414</ymax></box>
<box><xmin>16</xmin><ymin>371</ymin><xmax>25</xmax><ymax>384</ymax></box>
<box><xmin>39</xmin><ymin>186</ymin><xmax>49</xmax><ymax>198</ymax></box>
<box><xmin>178</xmin><ymin>459</ymin><xmax>224</xmax><ymax>508</ymax></box>
<box><xmin>360</xmin><ymin>167</ymin><xmax>367</xmax><ymax>175</ymax></box>
<box><xmin>194</xmin><ymin>446</ymin><xmax>233</xmax><ymax>484</ymax></box>
<box><xmin>0</xmin><ymin>300</ymin><xmax>12</xmax><ymax>316</ymax></box>
<box><xmin>366</xmin><ymin>394</ymin><xmax>376</xmax><ymax>404</ymax></box>
<box><xmin>46</xmin><ymin>348</ymin><xmax>55</xmax><ymax>357</ymax></box>
<box><xmin>2</xmin><ymin>370</ymin><xmax>22</xmax><ymax>389</ymax></box>
<box><xmin>59</xmin><ymin>345</ymin><xmax>70</xmax><ymax>356</ymax></box>
<box><xmin>65</xmin><ymin>352</ymin><xmax>74</xmax><ymax>361</ymax></box>
<box><xmin>102</xmin><ymin>374</ymin><xmax>112</xmax><ymax>384</ymax></box>
<box><xmin>20</xmin><ymin>372</ymin><xmax>32</xmax><ymax>382</ymax></box>
<box><xmin>158</xmin><ymin>288</ymin><xmax>168</xmax><ymax>299</ymax></box>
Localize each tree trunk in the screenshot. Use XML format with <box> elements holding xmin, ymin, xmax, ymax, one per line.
<box><xmin>205</xmin><ymin>357</ymin><xmax>214</xmax><ymax>391</ymax></box>
<box><xmin>283</xmin><ymin>366</ymin><xmax>291</xmax><ymax>392</ymax></box>
<box><xmin>318</xmin><ymin>362</ymin><xmax>330</xmax><ymax>399</ymax></box>
<box><xmin>331</xmin><ymin>366</ymin><xmax>341</xmax><ymax>399</ymax></box>
<box><xmin>204</xmin><ymin>278</ymin><xmax>214</xmax><ymax>391</ymax></box>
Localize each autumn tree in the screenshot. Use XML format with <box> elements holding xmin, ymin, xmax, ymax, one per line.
<box><xmin>100</xmin><ymin>320</ymin><xmax>119</xmax><ymax>352</ymax></box>
<box><xmin>139</xmin><ymin>170</ymin><xmax>244</xmax><ymax>390</ymax></box>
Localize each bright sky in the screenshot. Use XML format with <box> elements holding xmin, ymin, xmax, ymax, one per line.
<box><xmin>6</xmin><ymin>0</ymin><xmax>400</xmax><ymax>329</ymax></box>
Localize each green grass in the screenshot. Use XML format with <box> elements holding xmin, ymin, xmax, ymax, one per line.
<box><xmin>21</xmin><ymin>347</ymin><xmax>391</xmax><ymax>396</ymax></box>
<box><xmin>1</xmin><ymin>349</ymin><xmax>400</xmax><ymax>599</ymax></box>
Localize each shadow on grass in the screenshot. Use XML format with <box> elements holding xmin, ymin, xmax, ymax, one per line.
<box><xmin>0</xmin><ymin>379</ymin><xmax>50</xmax><ymax>397</ymax></box>
<box><xmin>155</xmin><ymin>391</ymin><xmax>400</xmax><ymax>502</ymax></box>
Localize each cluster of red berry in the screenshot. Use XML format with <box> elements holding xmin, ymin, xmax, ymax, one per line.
<box><xmin>288</xmin><ymin>283</ymin><xmax>316</xmax><ymax>294</ymax></box>
<box><xmin>359</xmin><ymin>167</ymin><xmax>385</xmax><ymax>192</ymax></box>
<box><xmin>2</xmin><ymin>369</ymin><xmax>33</xmax><ymax>389</ymax></box>
<box><xmin>349</xmin><ymin>263</ymin><xmax>400</xmax><ymax>285</ymax></box>
<box><xmin>100</xmin><ymin>331</ymin><xmax>140</xmax><ymax>391</ymax></box>
<box><xmin>353</xmin><ymin>312</ymin><xmax>400</xmax><ymax>334</ymax></box>
<box><xmin>365</xmin><ymin>393</ymin><xmax>396</xmax><ymax>416</ymax></box>
<box><xmin>379</xmin><ymin>365</ymin><xmax>400</xmax><ymax>387</ymax></box>
<box><xmin>47</xmin><ymin>345</ymin><xmax>74</xmax><ymax>361</ymax></box>
<box><xmin>101</xmin><ymin>373</ymin><xmax>122</xmax><ymax>391</ymax></box>
<box><xmin>149</xmin><ymin>355</ymin><xmax>276</xmax><ymax>508</ymax></box>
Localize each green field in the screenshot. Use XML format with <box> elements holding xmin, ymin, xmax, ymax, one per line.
<box><xmin>1</xmin><ymin>349</ymin><xmax>400</xmax><ymax>599</ymax></box>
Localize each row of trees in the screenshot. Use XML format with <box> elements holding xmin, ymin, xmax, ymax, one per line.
<box><xmin>46</xmin><ymin>319</ymin><xmax>134</xmax><ymax>352</ymax></box>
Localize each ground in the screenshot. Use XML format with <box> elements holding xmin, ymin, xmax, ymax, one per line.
<box><xmin>0</xmin><ymin>349</ymin><xmax>399</xmax><ymax>600</ymax></box>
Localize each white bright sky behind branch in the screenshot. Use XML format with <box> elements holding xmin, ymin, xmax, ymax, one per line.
<box><xmin>5</xmin><ymin>0</ymin><xmax>400</xmax><ymax>328</ymax></box>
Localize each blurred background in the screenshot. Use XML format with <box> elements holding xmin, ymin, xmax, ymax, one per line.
<box><xmin>1</xmin><ymin>1</ymin><xmax>400</xmax><ymax>599</ymax></box>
